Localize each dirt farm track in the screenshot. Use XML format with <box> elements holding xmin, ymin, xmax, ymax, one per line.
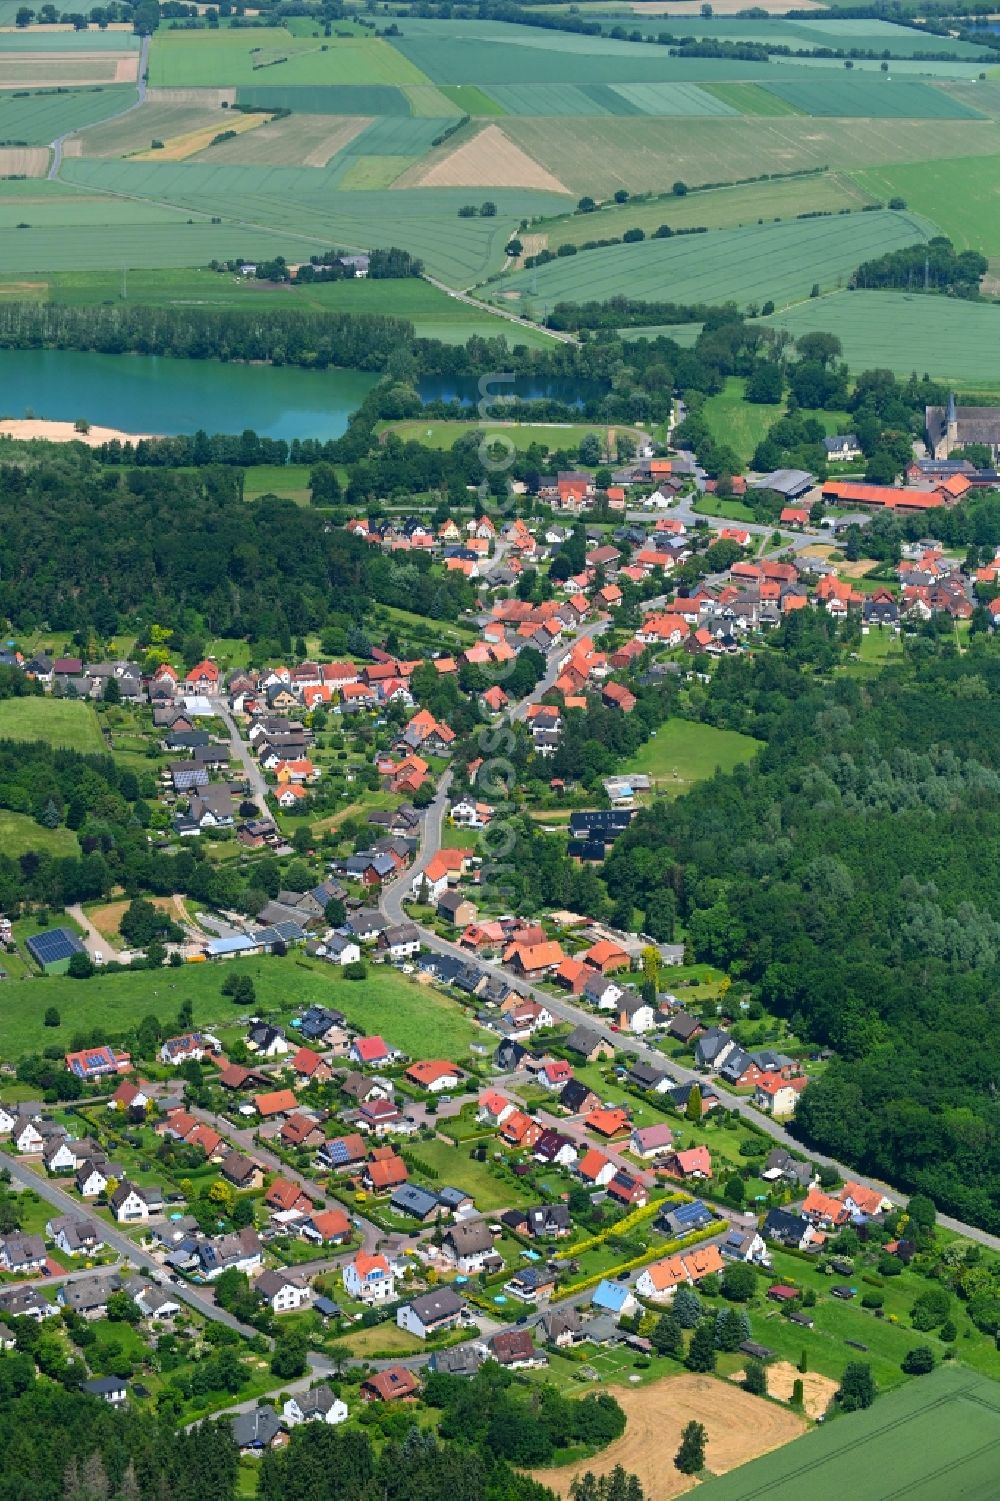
<box><xmin>532</xmin><ymin>1374</ymin><xmax>806</xmax><ymax>1499</ymax></box>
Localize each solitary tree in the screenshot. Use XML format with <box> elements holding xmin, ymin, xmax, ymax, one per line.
<box><xmin>743</xmin><ymin>1359</ymin><xmax>767</xmax><ymax>1396</ymax></box>
<box><xmin>674</xmin><ymin>1420</ymin><xmax>707</xmax><ymax>1475</ymax></box>
<box><xmin>838</xmin><ymin>1362</ymin><xmax>876</xmax><ymax>1411</ymax></box>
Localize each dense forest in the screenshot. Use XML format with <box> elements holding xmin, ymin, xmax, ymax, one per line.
<box><xmin>604</xmin><ymin>641</ymin><xmax>1000</xmax><ymax>1231</ymax></box>
<box><xmin>0</xmin><ymin>455</ymin><xmax>474</xmax><ymax>639</ymax></box>
<box><xmin>850</xmin><ymin>238</ymin><xmax>988</xmax><ymax>295</ymax></box>
<box><xmin>0</xmin><ymin>1368</ymin><xmax>236</xmax><ymax>1501</ymax></box>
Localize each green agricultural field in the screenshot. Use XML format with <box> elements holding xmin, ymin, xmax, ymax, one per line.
<box><xmin>439</xmin><ymin>84</ymin><xmax>507</xmax><ymax>116</ymax></box>
<box><xmin>609</xmin><ymin>80</ymin><xmax>738</xmax><ymax>115</ymax></box>
<box><xmin>501</xmin><ymin>115</ymin><xmax>1000</xmax><ymax>197</ymax></box>
<box><xmin>0</xmin><ymin>221</ymin><xmax>324</xmax><ymax>274</ymax></box>
<box><xmin>852</xmin><ymin>154</ymin><xmax>1000</xmax><ymax>255</ymax></box>
<box><xmin>0</xmin><ymin>85</ymin><xmax>135</xmax><ymax>144</ymax></box>
<box><xmin>697</xmin><ymin>1365</ymin><xmax>1000</xmax><ymax>1501</ymax></box>
<box><xmin>760</xmin><ymin>75</ymin><xmax>985</xmax><ymax>118</ymax></box>
<box><xmin>59</xmin><ymin>158</ymin><xmax>566</xmax><ymax>285</ymax></box>
<box><xmin>0</xmin><ymin>809</ymin><xmax>79</xmax><ymax>860</ymax></box>
<box><xmin>535</xmin><ymin>174</ymin><xmax>875</xmax><ymax>250</ymax></box>
<box><xmin>620</xmin><ymin>717</ymin><xmax>760</xmax><ymax>792</ymax></box>
<box><xmin>0</xmin><ymin>697</ymin><xmax>104</xmax><ymax>752</ymax></box>
<box><xmin>501</xmin><ymin>211</ymin><xmax>932</xmax><ymax>314</ymax></box>
<box><xmin>234</xmin><ymin>84</ymin><xmax>412</xmax><ymax>115</ymax></box>
<box><xmin>148</xmin><ymin>29</ymin><xmax>430</xmax><ymax>90</ymax></box>
<box><xmin>0</xmin><ymin>29</ymin><xmax>139</xmax><ymax>50</ymax></box>
<box><xmin>702</xmin><ymin>81</ymin><xmax>805</xmax><ymax>115</ymax></box>
<box><xmin>765</xmin><ymin>289</ymin><xmax>1000</xmax><ymax>384</ymax></box>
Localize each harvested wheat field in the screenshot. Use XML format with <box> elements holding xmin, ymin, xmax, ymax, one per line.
<box><xmin>132</xmin><ymin>110</ymin><xmax>272</xmax><ymax>161</ymax></box>
<box><xmin>0</xmin><ymin>51</ymin><xmax>138</xmax><ymax>85</ymax></box>
<box><xmin>411</xmin><ymin>124</ymin><xmax>569</xmax><ymax>194</ymax></box>
<box><xmin>761</xmin><ymin>1362</ymin><xmax>838</xmax><ymax>1421</ymax></box>
<box><xmin>0</xmin><ymin>147</ymin><xmax>47</xmax><ymax>176</ymax></box>
<box><xmin>145</xmin><ymin>87</ymin><xmax>237</xmax><ymax>106</ymax></box>
<box><xmin>533</xmin><ymin>1374</ymin><xmax>805</xmax><ymax>1501</ymax></box>
<box><xmin>190</xmin><ymin>112</ymin><xmax>369</xmax><ymax>167</ymax></box>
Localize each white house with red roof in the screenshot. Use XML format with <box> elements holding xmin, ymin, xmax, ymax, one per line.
<box><xmin>343</xmin><ymin>1251</ymin><xmax>395</xmax><ymax>1305</ymax></box>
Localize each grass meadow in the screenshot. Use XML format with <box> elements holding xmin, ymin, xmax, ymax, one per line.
<box><xmin>0</xmin><ymin>697</ymin><xmax>104</xmax><ymax>752</ymax></box>
<box><xmin>619</xmin><ymin>718</ymin><xmax>761</xmax><ymax>793</ymax></box>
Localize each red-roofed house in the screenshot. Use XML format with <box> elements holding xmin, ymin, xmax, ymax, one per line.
<box><xmin>404</xmin><ymin>1060</ymin><xmax>462</xmax><ymax>1093</ymax></box>
<box><xmin>351</xmin><ymin>1036</ymin><xmax>391</xmax><ymax>1067</ymax></box>
<box><xmin>290</xmin><ymin>1047</ymin><xmax>333</xmax><ymax>1086</ymax></box>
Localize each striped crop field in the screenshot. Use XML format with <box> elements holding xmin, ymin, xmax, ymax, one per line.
<box><xmin>0</xmin><ymin>85</ymin><xmax>135</xmax><ymax>143</ymax></box>
<box><xmin>501</xmin><ymin>114</ymin><xmax>1000</xmax><ymax>196</ymax></box>
<box><xmin>0</xmin><ymin>27</ymin><xmax>139</xmax><ymax>49</ymax></box>
<box><xmin>766</xmin><ymin>289</ymin><xmax>1000</xmax><ymax>384</ymax></box>
<box><xmin>501</xmin><ymin>210</ymin><xmax>933</xmax><ymax>312</ymax></box>
<box><xmin>235</xmin><ymin>83</ymin><xmax>412</xmax><ymax>115</ymax></box>
<box><xmin>702</xmin><ymin>81</ymin><xmax>805</xmax><ymax>115</ymax></box>
<box><xmin>851</xmin><ymin>154</ymin><xmax>1000</xmax><ymax>256</ymax></box>
<box><xmin>759</xmin><ymin>76</ymin><xmax>986</xmax><ymax>118</ymax></box>
<box><xmin>535</xmin><ymin>174</ymin><xmax>876</xmax><ymax>249</ymax></box>
<box><xmin>59</xmin><ymin>157</ymin><xmax>568</xmax><ymax>283</ymax></box>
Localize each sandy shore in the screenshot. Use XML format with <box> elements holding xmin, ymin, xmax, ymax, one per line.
<box><xmin>0</xmin><ymin>419</ymin><xmax>161</xmax><ymax>446</ymax></box>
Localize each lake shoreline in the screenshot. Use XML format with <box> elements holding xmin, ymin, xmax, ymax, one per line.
<box><xmin>0</xmin><ymin>419</ymin><xmax>162</xmax><ymax>446</ymax></box>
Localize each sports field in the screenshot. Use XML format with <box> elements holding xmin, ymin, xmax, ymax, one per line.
<box><xmin>620</xmin><ymin>718</ymin><xmax>760</xmax><ymax>793</ymax></box>
<box><xmin>764</xmin><ymin>290</ymin><xmax>1000</xmax><ymax>385</ymax></box>
<box><xmin>502</xmin><ymin>210</ymin><xmax>932</xmax><ymax>313</ymax></box>
<box><xmin>696</xmin><ymin>1365</ymin><xmax>1000</xmax><ymax>1501</ymax></box>
<box><xmin>0</xmin><ymin>696</ymin><xmax>104</xmax><ymax>752</ymax></box>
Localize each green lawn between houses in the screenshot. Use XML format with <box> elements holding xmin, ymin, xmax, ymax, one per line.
<box><xmin>0</xmin><ymin>696</ymin><xmax>105</xmax><ymax>753</ymax></box>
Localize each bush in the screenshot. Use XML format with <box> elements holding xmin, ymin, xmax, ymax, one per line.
<box><xmin>901</xmin><ymin>1345</ymin><xmax>935</xmax><ymax>1375</ymax></box>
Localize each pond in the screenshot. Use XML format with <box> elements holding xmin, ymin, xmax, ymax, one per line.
<box><xmin>0</xmin><ymin>347</ymin><xmax>379</xmax><ymax>441</ymax></box>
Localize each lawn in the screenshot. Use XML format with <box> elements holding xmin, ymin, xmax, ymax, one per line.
<box><xmin>0</xmin><ymin>809</ymin><xmax>79</xmax><ymax>859</ymax></box>
<box><xmin>326</xmin><ymin>967</ymin><xmax>494</xmax><ymax>1062</ymax></box>
<box><xmin>500</xmin><ymin>211</ymin><xmax>933</xmax><ymax>316</ymax></box>
<box><xmin>619</xmin><ymin>718</ymin><xmax>761</xmax><ymax>794</ymax></box>
<box><xmin>403</xmin><ymin>1136</ymin><xmax>536</xmax><ymax>1212</ymax></box>
<box><xmin>0</xmin><ymin>697</ymin><xmax>105</xmax><ymax>752</ymax></box>
<box><xmin>243</xmin><ymin>463</ymin><xmax>312</xmax><ymax>505</ymax></box>
<box><xmin>696</xmin><ymin>1364</ymin><xmax>1000</xmax><ymax>1501</ymax></box>
<box><xmin>375</xmin><ymin>420</ymin><xmax>638</xmax><ymax>453</ymax></box>
<box><xmin>341</xmin><ymin>1322</ymin><xmax>426</xmax><ymax>1356</ymax></box>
